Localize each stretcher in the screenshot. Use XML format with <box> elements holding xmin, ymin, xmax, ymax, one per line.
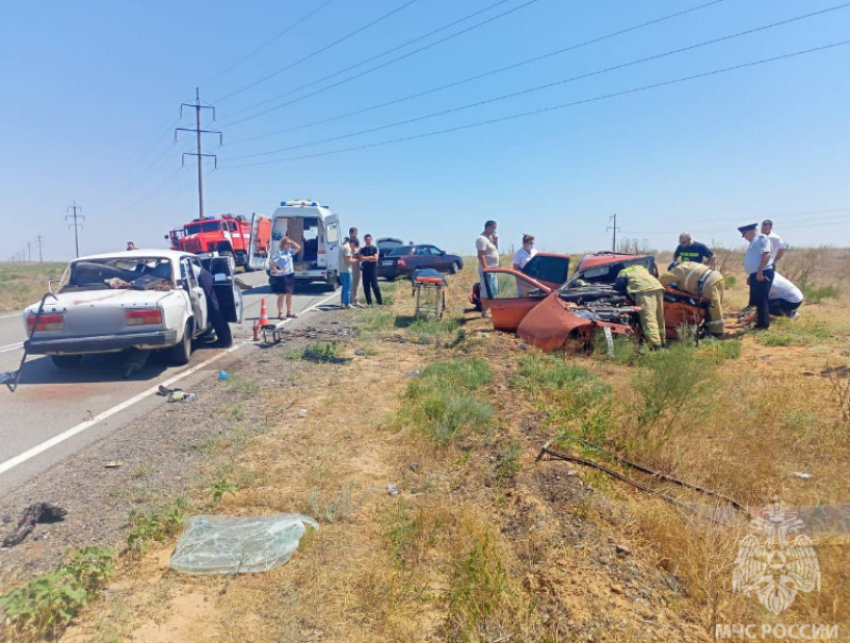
<box><xmin>411</xmin><ymin>270</ymin><xmax>448</xmax><ymax>320</ymax></box>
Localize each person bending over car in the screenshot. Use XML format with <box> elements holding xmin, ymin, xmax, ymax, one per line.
<box><xmin>615</xmin><ymin>265</ymin><xmax>666</xmax><ymax>349</ymax></box>
<box><xmin>659</xmin><ymin>261</ymin><xmax>726</xmax><ymax>337</ymax></box>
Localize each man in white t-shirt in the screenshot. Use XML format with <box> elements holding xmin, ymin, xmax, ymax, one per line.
<box><xmin>476</xmin><ymin>220</ymin><xmax>499</xmax><ymax>315</ymax></box>
<box><xmin>761</xmin><ymin>219</ymin><xmax>787</xmax><ymax>266</ymax></box>
<box><xmin>768</xmin><ymin>272</ymin><xmax>803</xmax><ymax>320</ymax></box>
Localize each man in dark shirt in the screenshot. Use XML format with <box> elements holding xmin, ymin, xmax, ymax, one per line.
<box><xmin>196</xmin><ymin>266</ymin><xmax>233</xmax><ymax>347</ymax></box>
<box><xmin>673</xmin><ymin>232</ymin><xmax>715</xmax><ymax>267</ymax></box>
<box><xmin>358</xmin><ymin>234</ymin><xmax>383</xmax><ymax>306</ymax></box>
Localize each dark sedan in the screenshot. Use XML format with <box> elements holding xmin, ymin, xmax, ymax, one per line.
<box><xmin>377</xmin><ymin>244</ymin><xmax>463</xmax><ymax>281</ymax></box>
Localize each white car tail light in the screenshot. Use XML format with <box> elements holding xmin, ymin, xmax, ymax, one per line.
<box><xmin>27</xmin><ymin>313</ymin><xmax>64</xmax><ymax>332</ymax></box>
<box><xmin>125</xmin><ymin>308</ymin><xmax>163</xmax><ymax>326</ymax></box>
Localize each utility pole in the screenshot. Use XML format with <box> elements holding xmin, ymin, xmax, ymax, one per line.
<box><xmin>66</xmin><ymin>201</ymin><xmax>84</xmax><ymax>258</ymax></box>
<box><xmin>36</xmin><ymin>235</ymin><xmax>44</xmax><ymax>263</ymax></box>
<box><xmin>27</xmin><ymin>241</ymin><xmax>32</xmax><ymax>263</ymax></box>
<box><xmin>607</xmin><ymin>213</ymin><xmax>620</xmax><ymax>252</ymax></box>
<box><xmin>176</xmin><ymin>88</ymin><xmax>221</xmax><ymax>220</ymax></box>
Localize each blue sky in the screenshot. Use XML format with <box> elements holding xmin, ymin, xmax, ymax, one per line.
<box><xmin>3</xmin><ymin>0</ymin><xmax>850</xmax><ymax>261</ymax></box>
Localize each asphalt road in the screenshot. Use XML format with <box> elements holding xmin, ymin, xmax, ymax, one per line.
<box><xmin>0</xmin><ymin>271</ymin><xmax>339</xmax><ymax>497</ymax></box>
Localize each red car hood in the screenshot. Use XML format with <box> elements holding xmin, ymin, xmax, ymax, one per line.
<box><xmin>517</xmin><ymin>291</ymin><xmax>635</xmax><ymax>352</ymax></box>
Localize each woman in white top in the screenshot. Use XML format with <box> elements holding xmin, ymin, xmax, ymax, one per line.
<box><xmin>270</xmin><ymin>236</ymin><xmax>301</xmax><ymax>319</ymax></box>
<box><xmin>512</xmin><ymin>234</ymin><xmax>537</xmax><ymax>271</ymax></box>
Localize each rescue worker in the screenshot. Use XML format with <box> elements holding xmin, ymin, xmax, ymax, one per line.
<box><xmin>193</xmin><ymin>265</ymin><xmax>233</xmax><ymax>348</ymax></box>
<box><xmin>659</xmin><ymin>261</ymin><xmax>725</xmax><ymax>337</ymax></box>
<box><xmin>614</xmin><ymin>264</ymin><xmax>666</xmax><ymax>348</ymax></box>
<box><xmin>739</xmin><ymin>223</ymin><xmax>774</xmax><ymax>330</ymax></box>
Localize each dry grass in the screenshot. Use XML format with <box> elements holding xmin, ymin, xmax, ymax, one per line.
<box><xmin>0</xmin><ymin>262</ymin><xmax>66</xmax><ymax>313</ymax></box>
<box><xmin>40</xmin><ymin>248</ymin><xmax>850</xmax><ymax>642</ymax></box>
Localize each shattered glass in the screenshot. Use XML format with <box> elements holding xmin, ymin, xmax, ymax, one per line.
<box><xmin>170</xmin><ymin>514</ymin><xmax>319</xmax><ymax>575</ymax></box>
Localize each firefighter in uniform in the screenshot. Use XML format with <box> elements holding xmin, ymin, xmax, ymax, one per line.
<box><xmin>614</xmin><ymin>265</ymin><xmax>666</xmax><ymax>349</ymax></box>
<box><xmin>659</xmin><ymin>261</ymin><xmax>725</xmax><ymax>337</ymax></box>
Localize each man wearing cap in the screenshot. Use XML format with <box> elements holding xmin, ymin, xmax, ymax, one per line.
<box><xmin>761</xmin><ymin>219</ymin><xmax>786</xmax><ymax>266</ymax></box>
<box><xmin>739</xmin><ymin>223</ymin><xmax>774</xmax><ymax>330</ymax></box>
<box><xmin>659</xmin><ymin>261</ymin><xmax>726</xmax><ymax>337</ymax></box>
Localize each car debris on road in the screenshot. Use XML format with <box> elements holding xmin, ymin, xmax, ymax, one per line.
<box><xmin>2</xmin><ymin>503</ymin><xmax>67</xmax><ymax>548</ymax></box>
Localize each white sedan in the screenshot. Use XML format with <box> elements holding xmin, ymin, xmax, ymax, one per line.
<box><xmin>22</xmin><ymin>250</ymin><xmax>243</xmax><ymax>369</ymax></box>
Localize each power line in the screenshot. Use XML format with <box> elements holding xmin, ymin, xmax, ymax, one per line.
<box><xmin>607</xmin><ymin>214</ymin><xmax>620</xmax><ymax>252</ymax></box>
<box><xmin>624</xmin><ymin>211</ymin><xmax>850</xmax><ymax>235</ymax></box>
<box><xmin>119</xmin><ymin>168</ymin><xmax>185</xmax><ymax>215</ymax></box>
<box><xmin>221</xmin><ymin>0</ymin><xmax>521</xmax><ymax>123</ymax></box>
<box><xmin>226</xmin><ymin>0</ymin><xmax>729</xmax><ymax>145</ymax></box>
<box><xmin>214</xmin><ymin>0</ymin><xmax>425</xmax><ymax>104</ymax></box>
<box><xmin>221</xmin><ymin>39</ymin><xmax>850</xmax><ymax>169</ymax></box>
<box><xmin>200</xmin><ymin>0</ymin><xmax>337</xmax><ymax>89</ymax></box>
<box><xmin>220</xmin><ymin>0</ymin><xmax>548</xmax><ymax>128</ymax></box>
<box><xmin>176</xmin><ymin>89</ymin><xmax>222</xmax><ymax>219</ymax></box>
<box><xmin>222</xmin><ymin>3</ymin><xmax>848</xmax><ymax>162</ymax></box>
<box><xmin>66</xmin><ymin>201</ymin><xmax>84</xmax><ymax>258</ymax></box>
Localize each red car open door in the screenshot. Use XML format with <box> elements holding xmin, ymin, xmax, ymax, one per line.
<box><xmin>481</xmin><ymin>268</ymin><xmax>551</xmax><ymax>332</ymax></box>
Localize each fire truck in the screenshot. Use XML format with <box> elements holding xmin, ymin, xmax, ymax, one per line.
<box><xmin>166</xmin><ymin>214</ymin><xmax>272</xmax><ymax>270</ymax></box>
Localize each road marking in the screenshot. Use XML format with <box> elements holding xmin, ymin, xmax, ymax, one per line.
<box><xmin>0</xmin><ymin>342</ymin><xmax>23</xmax><ymax>354</ymax></box>
<box><xmin>0</xmin><ymin>290</ymin><xmax>339</xmax><ymax>477</ymax></box>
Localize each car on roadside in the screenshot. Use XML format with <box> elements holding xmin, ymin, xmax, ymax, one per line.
<box><xmin>481</xmin><ymin>251</ymin><xmax>709</xmax><ymax>350</ymax></box>
<box><xmin>376</xmin><ymin>237</ymin><xmax>405</xmax><ymax>258</ymax></box>
<box><xmin>22</xmin><ymin>250</ymin><xmax>243</xmax><ymax>369</ymax></box>
<box><xmin>377</xmin><ymin>244</ymin><xmax>463</xmax><ymax>281</ymax></box>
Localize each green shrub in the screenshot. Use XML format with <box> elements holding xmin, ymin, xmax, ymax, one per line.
<box><xmin>632</xmin><ymin>344</ymin><xmax>718</xmax><ymax>447</ymax></box>
<box><xmin>419</xmin><ymin>395</ymin><xmax>494</xmax><ymax>445</ymax></box>
<box><xmin>697</xmin><ymin>337</ymin><xmax>742</xmax><ymax>362</ymax></box>
<box><xmin>127</xmin><ymin>497</ymin><xmax>187</xmax><ymax>556</ymax></box>
<box><xmin>799</xmin><ymin>277</ymin><xmax>838</xmax><ymax>303</ymax></box>
<box><xmin>0</xmin><ymin>547</ymin><xmax>114</xmax><ymax>635</ymax></box>
<box><xmin>511</xmin><ymin>354</ymin><xmax>600</xmax><ymax>394</ymax></box>
<box><xmin>724</xmin><ymin>274</ymin><xmax>737</xmax><ymax>288</ymax></box>
<box><xmin>754</xmin><ymin>321</ymin><xmax>830</xmax><ymax>347</ymax></box>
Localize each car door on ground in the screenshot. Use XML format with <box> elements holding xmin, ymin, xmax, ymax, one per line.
<box><xmin>482</xmin><ymin>269</ymin><xmax>550</xmax><ymax>331</ymax></box>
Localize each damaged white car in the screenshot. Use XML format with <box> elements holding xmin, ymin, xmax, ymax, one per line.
<box><xmin>22</xmin><ymin>250</ymin><xmax>243</xmax><ymax>369</ymax></box>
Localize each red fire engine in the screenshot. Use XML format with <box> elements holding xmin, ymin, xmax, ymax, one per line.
<box><xmin>166</xmin><ymin>214</ymin><xmax>272</xmax><ymax>270</ymax></box>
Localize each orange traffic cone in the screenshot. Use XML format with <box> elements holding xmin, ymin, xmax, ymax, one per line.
<box><xmin>259</xmin><ymin>299</ymin><xmax>270</xmax><ymax>328</ymax></box>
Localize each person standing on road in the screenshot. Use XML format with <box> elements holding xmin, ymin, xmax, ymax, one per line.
<box><xmin>194</xmin><ymin>265</ymin><xmax>233</xmax><ymax>348</ymax></box>
<box><xmin>270</xmin><ymin>236</ymin><xmax>301</xmax><ymax>319</ymax></box>
<box><xmin>614</xmin><ymin>265</ymin><xmax>666</xmax><ymax>349</ymax></box>
<box><xmin>338</xmin><ymin>237</ymin><xmax>358</xmax><ymax>308</ymax></box>
<box><xmin>476</xmin><ymin>220</ymin><xmax>500</xmax><ymax>315</ymax></box>
<box><xmin>359</xmin><ymin>234</ymin><xmax>383</xmax><ymax>306</ymax></box>
<box><xmin>739</xmin><ymin>223</ymin><xmax>774</xmax><ymax>330</ymax></box>
<box><xmin>659</xmin><ymin>261</ymin><xmax>726</xmax><ymax>337</ymax></box>
<box><xmin>512</xmin><ymin>234</ymin><xmax>537</xmax><ymax>271</ymax></box>
<box><xmin>348</xmin><ymin>227</ymin><xmax>364</xmax><ymax>308</ymax></box>
<box><xmin>761</xmin><ymin>219</ymin><xmax>787</xmax><ymax>266</ymax></box>
<box><xmin>673</xmin><ymin>232</ymin><xmax>715</xmax><ymax>267</ymax></box>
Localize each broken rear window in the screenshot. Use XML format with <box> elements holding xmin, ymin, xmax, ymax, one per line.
<box><xmin>61</xmin><ymin>258</ymin><xmax>174</xmax><ymax>292</ymax></box>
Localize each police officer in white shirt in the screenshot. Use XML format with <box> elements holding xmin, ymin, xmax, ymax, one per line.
<box><xmin>739</xmin><ymin>222</ymin><xmax>774</xmax><ymax>330</ymax></box>
<box><xmin>761</xmin><ymin>219</ymin><xmax>786</xmax><ymax>266</ymax></box>
<box><xmin>768</xmin><ymin>272</ymin><xmax>803</xmax><ymax>320</ymax></box>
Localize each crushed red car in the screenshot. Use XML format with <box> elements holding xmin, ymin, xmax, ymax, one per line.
<box><xmin>481</xmin><ymin>252</ymin><xmax>711</xmax><ymax>351</ymax></box>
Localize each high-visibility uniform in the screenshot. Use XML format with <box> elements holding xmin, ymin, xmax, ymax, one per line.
<box><xmin>658</xmin><ymin>262</ymin><xmax>725</xmax><ymax>336</ymax></box>
<box><xmin>616</xmin><ymin>265</ymin><xmax>666</xmax><ymax>348</ymax></box>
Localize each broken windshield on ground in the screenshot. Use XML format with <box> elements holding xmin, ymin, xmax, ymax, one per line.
<box><xmin>60</xmin><ymin>258</ymin><xmax>174</xmax><ymax>292</ymax></box>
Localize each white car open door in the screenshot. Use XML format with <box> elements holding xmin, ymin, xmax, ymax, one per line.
<box><xmin>202</xmin><ymin>254</ymin><xmax>244</xmax><ymax>324</ymax></box>
<box><xmin>248</xmin><ymin>213</ymin><xmax>271</xmax><ymax>271</ymax></box>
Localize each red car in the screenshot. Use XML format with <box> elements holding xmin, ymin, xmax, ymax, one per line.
<box><xmin>482</xmin><ymin>252</ymin><xmax>710</xmax><ymax>350</ymax></box>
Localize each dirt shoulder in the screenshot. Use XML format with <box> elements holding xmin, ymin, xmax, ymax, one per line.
<box><xmin>2</xmin><ymin>265</ymin><xmax>850</xmax><ymax>643</ymax></box>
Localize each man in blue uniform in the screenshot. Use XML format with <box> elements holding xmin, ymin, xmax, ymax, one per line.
<box><xmin>739</xmin><ymin>223</ymin><xmax>774</xmax><ymax>330</ymax></box>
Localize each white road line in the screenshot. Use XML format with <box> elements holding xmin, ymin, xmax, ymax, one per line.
<box><xmin>0</xmin><ymin>290</ymin><xmax>339</xmax><ymax>477</ymax></box>
<box><xmin>0</xmin><ymin>342</ymin><xmax>23</xmax><ymax>354</ymax></box>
